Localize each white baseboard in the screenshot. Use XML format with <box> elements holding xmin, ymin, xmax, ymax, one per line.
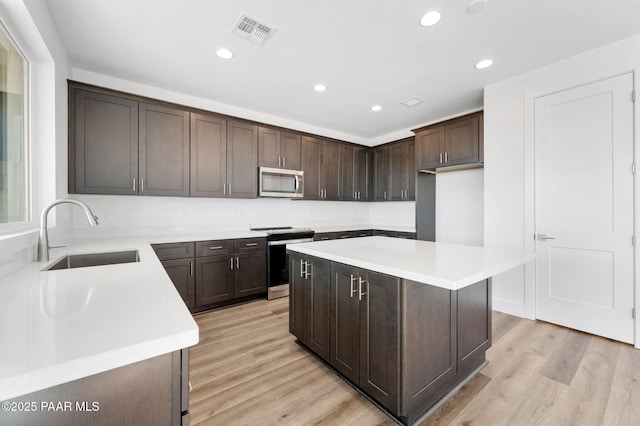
<box><xmin>492</xmin><ymin>297</ymin><xmax>525</xmax><ymax>318</ymax></box>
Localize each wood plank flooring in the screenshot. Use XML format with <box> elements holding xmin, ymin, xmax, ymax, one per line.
<box><xmin>189</xmin><ymin>297</ymin><xmax>640</xmax><ymax>426</ymax></box>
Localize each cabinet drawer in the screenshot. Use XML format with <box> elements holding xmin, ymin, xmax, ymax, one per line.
<box><xmin>233</xmin><ymin>237</ymin><xmax>266</xmax><ymax>253</ymax></box>
<box><xmin>196</xmin><ymin>240</ymin><xmax>233</xmax><ymax>257</ymax></box>
<box><xmin>152</xmin><ymin>242</ymin><xmax>194</xmax><ymax>261</ymax></box>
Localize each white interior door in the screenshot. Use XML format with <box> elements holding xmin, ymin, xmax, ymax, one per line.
<box><xmin>534</xmin><ymin>73</ymin><xmax>634</xmax><ymax>344</ymax></box>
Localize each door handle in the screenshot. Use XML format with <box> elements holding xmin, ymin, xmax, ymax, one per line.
<box><xmin>536</xmin><ymin>234</ymin><xmax>556</xmax><ymax>240</ymax></box>
<box><xmin>236</xmin><ymin>257</ymin><xmax>240</xmax><ymax>269</ymax></box>
<box><xmin>230</xmin><ymin>257</ymin><xmax>234</xmax><ymax>270</ymax></box>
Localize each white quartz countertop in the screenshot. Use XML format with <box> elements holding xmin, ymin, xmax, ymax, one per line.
<box><xmin>0</xmin><ymin>235</ymin><xmax>214</xmax><ymax>401</ymax></box>
<box><xmin>287</xmin><ymin>237</ymin><xmax>531</xmax><ymax>290</ymax></box>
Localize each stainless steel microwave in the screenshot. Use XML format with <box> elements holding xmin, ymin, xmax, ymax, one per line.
<box><xmin>259</xmin><ymin>167</ymin><xmax>304</xmax><ymax>198</ymax></box>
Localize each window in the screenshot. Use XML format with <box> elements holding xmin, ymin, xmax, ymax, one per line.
<box><xmin>0</xmin><ymin>21</ymin><xmax>27</xmax><ymax>224</ymax></box>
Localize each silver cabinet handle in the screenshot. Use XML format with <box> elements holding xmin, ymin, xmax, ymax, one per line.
<box><xmin>384</xmin><ymin>190</ymin><xmax>387</xmax><ymax>200</ymax></box>
<box><xmin>536</xmin><ymin>234</ymin><xmax>556</xmax><ymax>240</ymax></box>
<box><xmin>305</xmin><ymin>261</ymin><xmax>311</xmax><ymax>278</ymax></box>
<box><xmin>132</xmin><ymin>177</ymin><xmax>136</xmax><ymax>192</ymax></box>
<box><xmin>236</xmin><ymin>257</ymin><xmax>240</xmax><ymax>269</ymax></box>
<box><xmin>190</xmin><ymin>261</ymin><xmax>193</xmax><ymax>276</ymax></box>
<box><xmin>282</xmin><ymin>157</ymin><xmax>285</xmax><ymax>168</ymax></box>
<box><xmin>439</xmin><ymin>152</ymin><xmax>443</xmax><ymax>164</ymax></box>
<box><xmin>350</xmin><ymin>275</ymin><xmax>357</xmax><ymax>298</ymax></box>
<box><xmin>228</xmin><ymin>183</ymin><xmax>231</xmax><ymax>194</ymax></box>
<box><xmin>230</xmin><ymin>257</ymin><xmax>234</xmax><ymax>269</ymax></box>
<box><xmin>245</xmin><ymin>243</ymin><xmax>258</xmax><ymax>247</ymax></box>
<box><xmin>358</xmin><ymin>277</ymin><xmax>367</xmax><ymax>301</ymax></box>
<box><xmin>300</xmin><ymin>259</ymin><xmax>305</xmax><ymax>278</ymax></box>
<box><xmin>209</xmin><ymin>246</ymin><xmax>223</xmax><ymax>250</ymax></box>
<box><xmin>141</xmin><ymin>178</ymin><xmax>144</xmax><ymax>192</ymax></box>
<box><xmin>223</xmin><ymin>183</ymin><xmax>226</xmax><ymax>195</ymax></box>
<box><xmin>340</xmin><ymin>235</ymin><xmax>349</xmax><ymax>239</ymax></box>
<box><xmin>444</xmin><ymin>152</ymin><xmax>448</xmax><ymax>163</ymax></box>
<box><xmin>278</xmin><ymin>157</ymin><xmax>282</xmax><ymax>167</ymax></box>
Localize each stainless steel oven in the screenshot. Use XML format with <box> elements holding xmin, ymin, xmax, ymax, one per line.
<box><xmin>251</xmin><ymin>227</ymin><xmax>314</xmax><ymax>299</ymax></box>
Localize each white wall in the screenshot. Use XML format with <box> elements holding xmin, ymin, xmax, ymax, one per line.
<box><xmin>436</xmin><ymin>169</ymin><xmax>484</xmax><ymax>246</ymax></box>
<box><xmin>484</xmin><ymin>34</ymin><xmax>640</xmax><ymax>347</ymax></box>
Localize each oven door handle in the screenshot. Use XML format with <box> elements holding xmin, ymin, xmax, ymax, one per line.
<box><xmin>267</xmin><ymin>238</ymin><xmax>314</xmax><ymax>246</ymax></box>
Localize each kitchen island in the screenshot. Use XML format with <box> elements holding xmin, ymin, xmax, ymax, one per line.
<box><xmin>287</xmin><ymin>236</ymin><xmax>530</xmax><ymax>425</ymax></box>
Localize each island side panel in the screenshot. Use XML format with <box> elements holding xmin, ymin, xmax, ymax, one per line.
<box><xmin>1</xmin><ymin>352</ymin><xmax>181</xmax><ymax>426</ymax></box>
<box><xmin>457</xmin><ymin>278</ymin><xmax>492</xmax><ymax>377</ymax></box>
<box><xmin>401</xmin><ymin>280</ymin><xmax>458</xmax><ymax>421</ymax></box>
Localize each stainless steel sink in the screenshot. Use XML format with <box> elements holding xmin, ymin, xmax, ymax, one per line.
<box><xmin>45</xmin><ymin>250</ymin><xmax>140</xmax><ymax>271</ymax></box>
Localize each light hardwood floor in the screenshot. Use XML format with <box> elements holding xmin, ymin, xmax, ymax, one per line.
<box><xmin>189</xmin><ymin>297</ymin><xmax>640</xmax><ymax>426</ymax></box>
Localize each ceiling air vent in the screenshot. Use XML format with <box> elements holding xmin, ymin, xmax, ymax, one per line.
<box><xmin>401</xmin><ymin>97</ymin><xmax>424</xmax><ymax>107</ymax></box>
<box><xmin>232</xmin><ymin>14</ymin><xmax>277</xmax><ymax>46</ymax></box>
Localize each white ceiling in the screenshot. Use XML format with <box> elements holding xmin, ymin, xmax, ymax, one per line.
<box><xmin>45</xmin><ymin>0</ymin><xmax>640</xmax><ymax>145</ymax></box>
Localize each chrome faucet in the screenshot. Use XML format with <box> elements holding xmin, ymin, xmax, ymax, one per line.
<box><xmin>37</xmin><ymin>198</ymin><xmax>99</xmax><ymax>262</ymax></box>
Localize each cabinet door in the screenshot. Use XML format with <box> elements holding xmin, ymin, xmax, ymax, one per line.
<box><xmin>196</xmin><ymin>256</ymin><xmax>234</xmax><ymax>305</ymax></box>
<box><xmin>389</xmin><ymin>143</ymin><xmax>406</xmax><ymax>201</ymax></box>
<box><xmin>258</xmin><ymin>127</ymin><xmax>280</xmax><ymax>168</ymax></box>
<box><xmin>307</xmin><ymin>257</ymin><xmax>331</xmax><ymax>362</ymax></box>
<box><xmin>71</xmin><ymin>89</ymin><xmax>138</xmax><ymax>195</ymax></box>
<box><xmin>330</xmin><ymin>262</ymin><xmax>361</xmax><ymax>384</ymax></box>
<box><xmin>321</xmin><ymin>141</ymin><xmax>341</xmax><ymax>200</ymax></box>
<box><xmin>355</xmin><ymin>148</ymin><xmax>370</xmax><ymax>201</ymax></box>
<box><xmin>139</xmin><ymin>103</ymin><xmax>190</xmax><ymax>196</ymax></box>
<box><xmin>227</xmin><ymin>121</ymin><xmax>258</xmax><ymax>198</ymax></box>
<box><xmin>191</xmin><ymin>113</ymin><xmax>227</xmax><ymax>197</ymax></box>
<box><xmin>359</xmin><ymin>269</ymin><xmax>400</xmax><ymax>413</ymax></box>
<box><xmin>289</xmin><ymin>253</ymin><xmax>309</xmax><ymax>341</ymax></box>
<box><xmin>373</xmin><ymin>146</ymin><xmax>389</xmax><ymax>201</ymax></box>
<box><xmin>457</xmin><ymin>279</ymin><xmax>491</xmax><ymax>377</ymax></box>
<box><xmin>416</xmin><ymin>126</ymin><xmax>444</xmax><ymax>170</ymax></box>
<box><xmin>280</xmin><ymin>131</ymin><xmax>301</xmax><ymax>170</ymax></box>
<box><xmin>301</xmin><ymin>136</ymin><xmax>321</xmax><ymax>200</ymax></box>
<box><xmin>444</xmin><ymin>116</ymin><xmax>479</xmax><ymax>166</ymax></box>
<box><xmin>233</xmin><ymin>251</ymin><xmax>267</xmax><ymax>298</ymax></box>
<box><xmin>341</xmin><ymin>145</ymin><xmax>357</xmax><ymax>201</ymax></box>
<box><xmin>161</xmin><ymin>258</ymin><xmax>195</xmax><ymax>309</ymax></box>
<box><xmin>406</xmin><ymin>139</ymin><xmax>416</xmax><ymax>200</ymax></box>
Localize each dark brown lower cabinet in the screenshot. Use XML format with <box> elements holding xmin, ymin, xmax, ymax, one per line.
<box><xmin>289</xmin><ymin>254</ymin><xmax>491</xmax><ymax>425</ymax></box>
<box><xmin>153</xmin><ymin>238</ymin><xmax>266</xmax><ymax>313</ymax></box>
<box><xmin>161</xmin><ymin>258</ymin><xmax>196</xmax><ymax>309</ymax></box>
<box><xmin>289</xmin><ymin>253</ymin><xmax>331</xmax><ymax>362</ymax></box>
<box><xmin>331</xmin><ymin>262</ymin><xmax>400</xmax><ymax>413</ymax></box>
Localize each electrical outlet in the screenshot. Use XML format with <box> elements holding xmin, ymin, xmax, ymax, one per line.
<box><xmin>102</xmin><ymin>209</ymin><xmax>110</xmax><ymax>219</ymax></box>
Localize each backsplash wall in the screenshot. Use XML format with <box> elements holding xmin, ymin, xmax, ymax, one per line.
<box><xmin>70</xmin><ymin>195</ymin><xmax>416</xmax><ymax>237</ymax></box>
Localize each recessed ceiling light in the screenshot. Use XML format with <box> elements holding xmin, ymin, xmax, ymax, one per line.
<box><xmin>216</xmin><ymin>48</ymin><xmax>234</xmax><ymax>59</ymax></box>
<box><xmin>371</xmin><ymin>105</ymin><xmax>383</xmax><ymax>112</ymax></box>
<box><xmin>475</xmin><ymin>59</ymin><xmax>493</xmax><ymax>69</ymax></box>
<box><xmin>314</xmin><ymin>84</ymin><xmax>327</xmax><ymax>92</ymax></box>
<box><xmin>419</xmin><ymin>11</ymin><xmax>442</xmax><ymax>27</ymax></box>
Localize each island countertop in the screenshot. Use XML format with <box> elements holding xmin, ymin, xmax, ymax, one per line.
<box><xmin>287</xmin><ymin>236</ymin><xmax>531</xmax><ymax>290</ymax></box>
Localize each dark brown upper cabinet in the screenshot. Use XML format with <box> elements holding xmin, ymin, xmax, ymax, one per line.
<box><xmin>258</xmin><ymin>127</ymin><xmax>301</xmax><ymax>170</ymax></box>
<box><xmin>226</xmin><ymin>121</ymin><xmax>258</xmax><ymax>198</ymax></box>
<box><xmin>139</xmin><ymin>103</ymin><xmax>190</xmax><ymax>197</ymax></box>
<box><xmin>373</xmin><ymin>146</ymin><xmax>389</xmax><ymax>201</ymax></box>
<box><xmin>389</xmin><ymin>138</ymin><xmax>415</xmax><ymax>201</ymax></box>
<box><xmin>190</xmin><ymin>113</ymin><xmax>227</xmax><ymax>197</ymax></box>
<box><xmin>415</xmin><ymin>112</ymin><xmax>483</xmax><ymax>170</ymax></box>
<box><xmin>301</xmin><ymin>136</ymin><xmax>340</xmax><ymax>200</ymax></box>
<box><xmin>191</xmin><ymin>116</ymin><xmax>257</xmax><ymax>198</ymax></box>
<box><xmin>341</xmin><ymin>145</ymin><xmax>370</xmax><ymax>201</ymax></box>
<box><xmin>69</xmin><ymin>89</ymin><xmax>138</xmax><ymax>195</ymax></box>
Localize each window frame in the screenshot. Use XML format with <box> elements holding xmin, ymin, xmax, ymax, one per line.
<box><xmin>0</xmin><ymin>16</ymin><xmax>31</xmax><ymax>235</ymax></box>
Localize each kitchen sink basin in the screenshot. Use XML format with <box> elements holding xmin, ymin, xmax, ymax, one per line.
<box><xmin>45</xmin><ymin>250</ymin><xmax>140</xmax><ymax>271</ymax></box>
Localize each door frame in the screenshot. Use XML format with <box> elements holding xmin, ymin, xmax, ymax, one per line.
<box><xmin>523</xmin><ymin>71</ymin><xmax>638</xmax><ymax>348</ymax></box>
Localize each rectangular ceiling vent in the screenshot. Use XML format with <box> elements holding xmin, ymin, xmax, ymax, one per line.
<box><xmin>401</xmin><ymin>97</ymin><xmax>424</xmax><ymax>107</ymax></box>
<box><xmin>232</xmin><ymin>14</ymin><xmax>277</xmax><ymax>46</ymax></box>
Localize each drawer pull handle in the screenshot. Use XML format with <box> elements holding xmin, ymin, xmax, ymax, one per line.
<box><xmin>358</xmin><ymin>277</ymin><xmax>367</xmax><ymax>301</ymax></box>
<box><xmin>340</xmin><ymin>235</ymin><xmax>349</xmax><ymax>239</ymax></box>
<box><xmin>209</xmin><ymin>246</ymin><xmax>224</xmax><ymax>250</ymax></box>
<box><xmin>350</xmin><ymin>275</ymin><xmax>357</xmax><ymax>298</ymax></box>
<box><xmin>245</xmin><ymin>243</ymin><xmax>258</xmax><ymax>247</ymax></box>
